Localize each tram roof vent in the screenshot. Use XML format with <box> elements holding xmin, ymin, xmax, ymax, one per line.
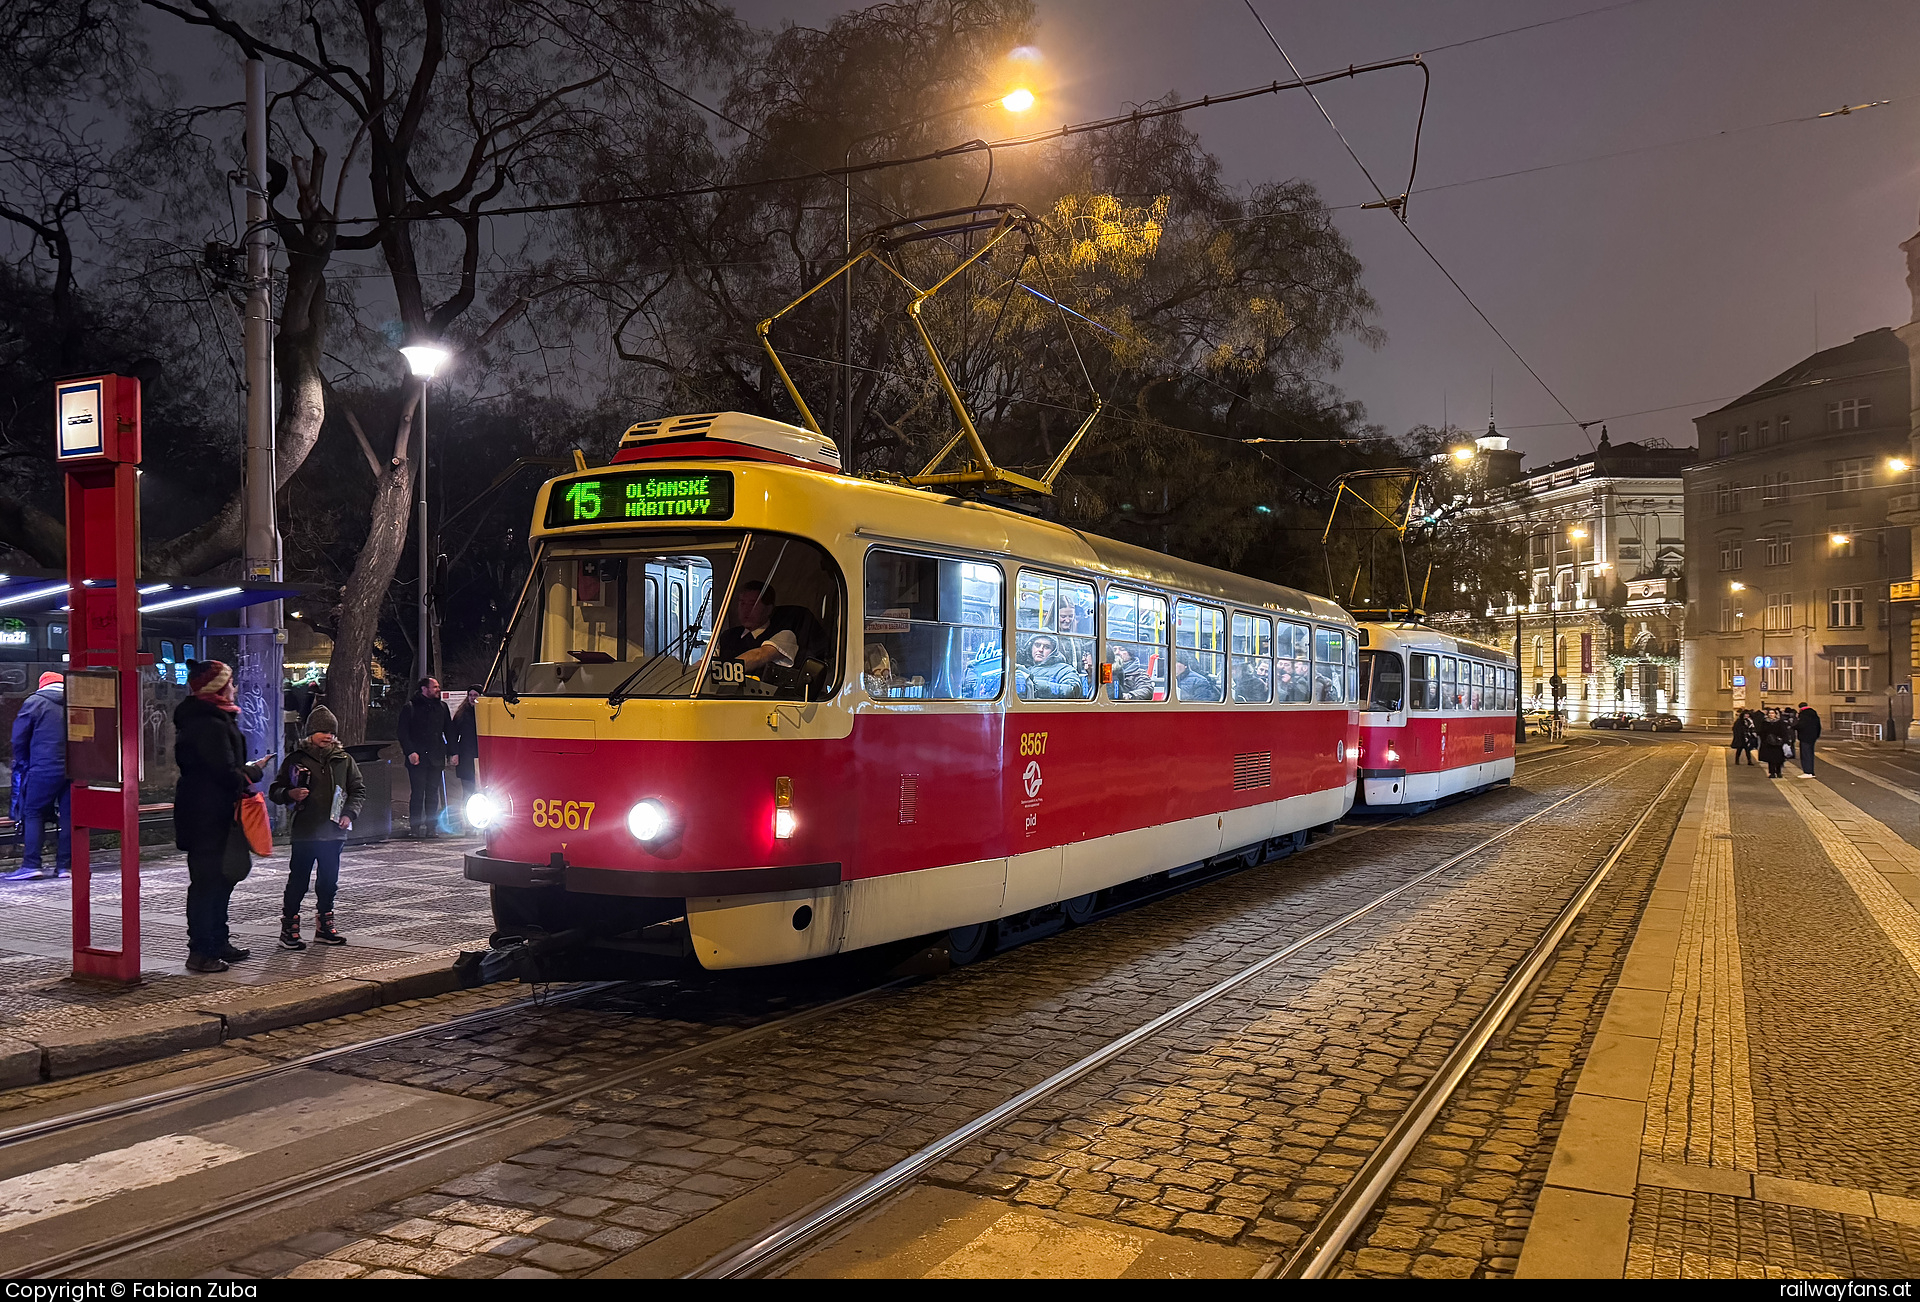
<box><xmin>619</xmin><ymin>411</ymin><xmax>843</xmax><ymax>472</ymax></box>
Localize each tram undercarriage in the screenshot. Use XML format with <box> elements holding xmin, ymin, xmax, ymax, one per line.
<box><xmin>460</xmin><ymin>827</ymin><xmax>1326</xmax><ymax>985</ymax></box>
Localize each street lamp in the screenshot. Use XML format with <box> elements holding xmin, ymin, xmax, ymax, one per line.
<box><xmin>842</xmin><ymin>87</ymin><xmax>1035</xmax><ymax>452</ymax></box>
<box><xmin>400</xmin><ymin>342</ymin><xmax>451</xmax><ymax>685</ymax></box>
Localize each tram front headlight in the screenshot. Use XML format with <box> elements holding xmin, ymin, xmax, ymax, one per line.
<box><xmin>628</xmin><ymin>798</ymin><xmax>671</xmax><ymax>843</ymax></box>
<box><xmin>1384</xmin><ymin>747</ymin><xmax>1400</xmax><ymax>764</ymax></box>
<box><xmin>466</xmin><ymin>792</ymin><xmax>502</xmax><ymax>829</ymax></box>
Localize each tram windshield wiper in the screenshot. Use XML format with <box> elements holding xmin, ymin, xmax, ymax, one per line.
<box><xmin>606</xmin><ymin>621</ymin><xmax>705</xmax><ymax>707</ymax></box>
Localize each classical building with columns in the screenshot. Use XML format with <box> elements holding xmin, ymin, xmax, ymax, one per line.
<box><xmin>1439</xmin><ymin>424</ymin><xmax>1694</xmax><ymax>723</ymax></box>
<box><xmin>1681</xmin><ymin>327</ymin><xmax>1913</xmax><ymax>731</ymax></box>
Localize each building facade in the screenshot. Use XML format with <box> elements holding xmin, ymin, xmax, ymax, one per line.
<box><xmin>1682</xmin><ymin>327</ymin><xmax>1913</xmax><ymax>732</ymax></box>
<box><xmin>1442</xmin><ymin>425</ymin><xmax>1694</xmax><ymax>723</ymax></box>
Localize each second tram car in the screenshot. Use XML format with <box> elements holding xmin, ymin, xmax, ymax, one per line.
<box><xmin>465</xmin><ymin>412</ymin><xmax>1362</xmax><ymax>971</ymax></box>
<box><xmin>1353</xmin><ymin>622</ymin><xmax>1518</xmax><ymax>808</ymax></box>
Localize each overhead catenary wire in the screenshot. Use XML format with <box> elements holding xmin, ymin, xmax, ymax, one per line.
<box><xmin>1243</xmin><ymin>0</ymin><xmax>1595</xmax><ymax>447</ymax></box>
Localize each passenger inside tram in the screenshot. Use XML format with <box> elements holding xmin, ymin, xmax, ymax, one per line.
<box><xmin>1109</xmin><ymin>644</ymin><xmax>1156</xmax><ymax>701</ymax></box>
<box><xmin>1015</xmin><ymin>572</ymin><xmax>1095</xmax><ymax>701</ymax></box>
<box><xmin>1173</xmin><ymin>652</ymin><xmax>1222</xmax><ymax>702</ymax></box>
<box><xmin>1015</xmin><ymin>634</ymin><xmax>1092</xmax><ymax>699</ymax></box>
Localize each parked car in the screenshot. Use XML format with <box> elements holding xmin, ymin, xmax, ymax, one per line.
<box><xmin>1589</xmin><ymin>714</ymin><xmax>1634</xmax><ymax>729</ymax></box>
<box><xmin>1638</xmin><ymin>713</ymin><xmax>1684</xmax><ymax>732</ymax></box>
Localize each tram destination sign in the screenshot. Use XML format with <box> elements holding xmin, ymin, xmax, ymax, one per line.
<box><xmin>546</xmin><ymin>469</ymin><xmax>735</xmax><ymax>526</ymax></box>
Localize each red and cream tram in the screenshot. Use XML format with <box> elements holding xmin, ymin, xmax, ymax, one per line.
<box><xmin>464</xmin><ymin>411</ymin><xmax>1360</xmax><ymax>970</ymax></box>
<box><xmin>1353</xmin><ymin>622</ymin><xmax>1517</xmax><ymax>808</ymax></box>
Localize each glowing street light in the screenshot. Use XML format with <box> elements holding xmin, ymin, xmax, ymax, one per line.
<box><xmin>399</xmin><ymin>343</ymin><xmax>451</xmax><ymax>380</ymax></box>
<box><xmin>1449</xmin><ymin>446</ymin><xmax>1476</xmax><ymax>463</ymax></box>
<box><xmin>1832</xmin><ymin>533</ymin><xmax>1853</xmax><ymax>547</ymax></box>
<box><xmin>401</xmin><ymin>340</ymin><xmax>453</xmax><ymax>684</ymax></box>
<box><xmin>1001</xmin><ymin>87</ymin><xmax>1035</xmax><ymax>113</ymax></box>
<box><xmin>1729</xmin><ymin>582</ymin><xmax>1746</xmax><ymax>592</ymax></box>
<box><xmin>1890</xmin><ymin>457</ymin><xmax>1910</xmax><ymax>474</ymax></box>
<box><xmin>1568</xmin><ymin>526</ymin><xmax>1588</xmax><ymax>540</ymax></box>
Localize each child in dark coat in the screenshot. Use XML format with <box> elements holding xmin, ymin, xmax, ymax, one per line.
<box><xmin>268</xmin><ymin>707</ymin><xmax>366</xmax><ymax>949</ymax></box>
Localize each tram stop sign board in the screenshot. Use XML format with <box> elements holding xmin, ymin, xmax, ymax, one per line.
<box><xmin>56</xmin><ymin>373</ymin><xmax>145</xmax><ymax>985</ymax></box>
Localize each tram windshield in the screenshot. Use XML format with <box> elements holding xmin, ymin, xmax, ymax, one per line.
<box><xmin>491</xmin><ymin>531</ymin><xmax>841</xmax><ymax>700</ymax></box>
<box><xmin>1357</xmin><ymin>650</ymin><xmax>1404</xmax><ymax>712</ymax></box>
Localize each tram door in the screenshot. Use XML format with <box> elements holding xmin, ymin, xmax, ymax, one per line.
<box><xmin>642</xmin><ymin>561</ymin><xmax>712</xmax><ymax>658</ymax></box>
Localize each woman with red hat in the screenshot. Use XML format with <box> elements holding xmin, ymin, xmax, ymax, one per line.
<box><xmin>172</xmin><ymin>660</ymin><xmax>271</xmax><ymax>973</ymax></box>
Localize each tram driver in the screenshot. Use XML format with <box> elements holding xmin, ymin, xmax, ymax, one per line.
<box><xmin>715</xmin><ymin>580</ymin><xmax>824</xmax><ymax>682</ymax></box>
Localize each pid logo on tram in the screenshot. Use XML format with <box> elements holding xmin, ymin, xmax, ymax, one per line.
<box><xmin>1022</xmin><ymin>760</ymin><xmax>1044</xmax><ymax>799</ymax></box>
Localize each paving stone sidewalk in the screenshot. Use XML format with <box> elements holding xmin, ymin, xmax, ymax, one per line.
<box><xmin>0</xmin><ymin>831</ymin><xmax>493</xmax><ymax>1078</ymax></box>
<box><xmin>1520</xmin><ymin>750</ymin><xmax>1920</xmax><ymax>1278</ymax></box>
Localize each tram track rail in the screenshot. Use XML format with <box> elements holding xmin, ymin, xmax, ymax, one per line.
<box><xmin>2</xmin><ymin>981</ymin><xmax>908</xmax><ymax>1280</ymax></box>
<box><xmin>2</xmin><ymin>736</ymin><xmax>1645</xmax><ymax>1279</ymax></box>
<box><xmin>689</xmin><ymin>746</ymin><xmax>1674</xmax><ymax>1278</ymax></box>
<box><xmin>0</xmin><ymin>982</ymin><xmax>625</xmax><ymax>1154</ymax></box>
<box><xmin>1261</xmin><ymin>746</ymin><xmax>1699</xmax><ymax>1278</ymax></box>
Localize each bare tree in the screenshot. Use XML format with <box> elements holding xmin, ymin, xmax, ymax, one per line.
<box><xmin>145</xmin><ymin>0</ymin><xmax>732</xmax><ymax>739</ymax></box>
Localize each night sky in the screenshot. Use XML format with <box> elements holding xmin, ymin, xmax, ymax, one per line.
<box><xmin>744</xmin><ymin>0</ymin><xmax>1920</xmax><ymax>464</ymax></box>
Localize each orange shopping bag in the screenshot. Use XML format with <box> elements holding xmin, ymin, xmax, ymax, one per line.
<box><xmin>236</xmin><ymin>791</ymin><xmax>272</xmax><ymax>856</ymax></box>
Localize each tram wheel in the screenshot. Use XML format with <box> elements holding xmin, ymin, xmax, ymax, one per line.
<box><xmin>1061</xmin><ymin>893</ymin><xmax>1098</xmax><ymax>926</ymax></box>
<box><xmin>946</xmin><ymin>923</ymin><xmax>993</xmax><ymax>966</ymax></box>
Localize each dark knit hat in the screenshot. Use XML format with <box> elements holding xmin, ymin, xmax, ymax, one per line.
<box><xmin>306</xmin><ymin>705</ymin><xmax>339</xmax><ymax>735</ymax></box>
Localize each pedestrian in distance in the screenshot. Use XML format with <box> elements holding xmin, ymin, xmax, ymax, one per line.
<box><xmin>268</xmin><ymin>707</ymin><xmax>365</xmax><ymax>950</ymax></box>
<box><xmin>173</xmin><ymin>661</ymin><xmax>271</xmax><ymax>973</ymax></box>
<box><xmin>1794</xmin><ymin>701</ymin><xmax>1822</xmax><ymax>778</ymax></box>
<box><xmin>7</xmin><ymin>671</ymin><xmax>70</xmax><ymax>881</ymax></box>
<box><xmin>1730</xmin><ymin>711</ymin><xmax>1757</xmax><ymax>766</ymax></box>
<box><xmin>1757</xmin><ymin>709</ymin><xmax>1788</xmax><ymax>779</ymax></box>
<box><xmin>396</xmin><ymin>676</ymin><xmax>454</xmax><ymax>838</ymax></box>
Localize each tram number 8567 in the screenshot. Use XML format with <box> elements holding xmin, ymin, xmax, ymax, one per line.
<box><xmin>532</xmin><ymin>799</ymin><xmax>595</xmax><ymax>830</ymax></box>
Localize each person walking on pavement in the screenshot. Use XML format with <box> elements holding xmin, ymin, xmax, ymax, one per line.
<box><xmin>1731</xmin><ymin>710</ymin><xmax>1757</xmax><ymax>766</ymax></box>
<box><xmin>397</xmin><ymin>676</ymin><xmax>454</xmax><ymax>838</ymax></box>
<box><xmin>1794</xmin><ymin>701</ymin><xmax>1822</xmax><ymax>778</ymax></box>
<box><xmin>1757</xmin><ymin>709</ymin><xmax>1789</xmax><ymax>778</ymax></box>
<box><xmin>268</xmin><ymin>707</ymin><xmax>365</xmax><ymax>950</ymax></box>
<box><xmin>7</xmin><ymin>671</ymin><xmax>70</xmax><ymax>881</ymax></box>
<box><xmin>173</xmin><ymin>661</ymin><xmax>270</xmax><ymax>973</ymax></box>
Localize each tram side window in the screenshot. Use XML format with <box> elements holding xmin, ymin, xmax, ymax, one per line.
<box><xmin>1466</xmin><ymin>660</ymin><xmax>1481</xmax><ymax>710</ymax></box>
<box><xmin>1438</xmin><ymin>656</ymin><xmax>1457</xmax><ymax>711</ymax></box>
<box><xmin>1360</xmin><ymin>650</ymin><xmax>1404</xmax><ymax>712</ymax></box>
<box><xmin>1313</xmin><ymin>626</ymin><xmax>1347</xmax><ymax>703</ymax></box>
<box><xmin>1408</xmin><ymin>652</ymin><xmax>1439</xmax><ymax>710</ymax></box>
<box><xmin>1501</xmin><ymin>666</ymin><xmax>1514</xmax><ymax>710</ymax></box>
<box><xmin>1173</xmin><ymin>602</ymin><xmax>1226</xmax><ymax>701</ymax></box>
<box><xmin>1230</xmin><ymin>613</ymin><xmax>1273</xmax><ymax>703</ymax></box>
<box><xmin>1277</xmin><ymin>621</ymin><xmax>1312</xmax><ymax>703</ymax></box>
<box><xmin>863</xmin><ymin>550</ymin><xmax>1004</xmax><ymax>700</ymax></box>
<box><xmin>1015</xmin><ymin>571</ymin><xmax>1096</xmax><ymax>700</ymax></box>
<box><xmin>1106</xmin><ymin>588</ymin><xmax>1169</xmax><ymax>701</ymax></box>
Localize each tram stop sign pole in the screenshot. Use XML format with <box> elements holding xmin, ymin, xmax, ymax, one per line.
<box><xmin>55</xmin><ymin>374</ymin><xmax>146</xmax><ymax>984</ymax></box>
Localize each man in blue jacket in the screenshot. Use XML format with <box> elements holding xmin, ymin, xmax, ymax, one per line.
<box><xmin>8</xmin><ymin>672</ymin><xmax>69</xmax><ymax>881</ymax></box>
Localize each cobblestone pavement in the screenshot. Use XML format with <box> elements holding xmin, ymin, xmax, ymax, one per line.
<box><xmin>0</xmin><ymin>835</ymin><xmax>492</xmax><ymax>1036</ymax></box>
<box><xmin>179</xmin><ymin>740</ymin><xmax>1696</xmax><ymax>1279</ymax></box>
<box><xmin>1518</xmin><ymin>746</ymin><xmax>1920</xmax><ymax>1279</ymax></box>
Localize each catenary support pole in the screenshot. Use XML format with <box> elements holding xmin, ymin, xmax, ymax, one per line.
<box><xmin>240</xmin><ymin>58</ymin><xmax>284</xmax><ymax>773</ymax></box>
